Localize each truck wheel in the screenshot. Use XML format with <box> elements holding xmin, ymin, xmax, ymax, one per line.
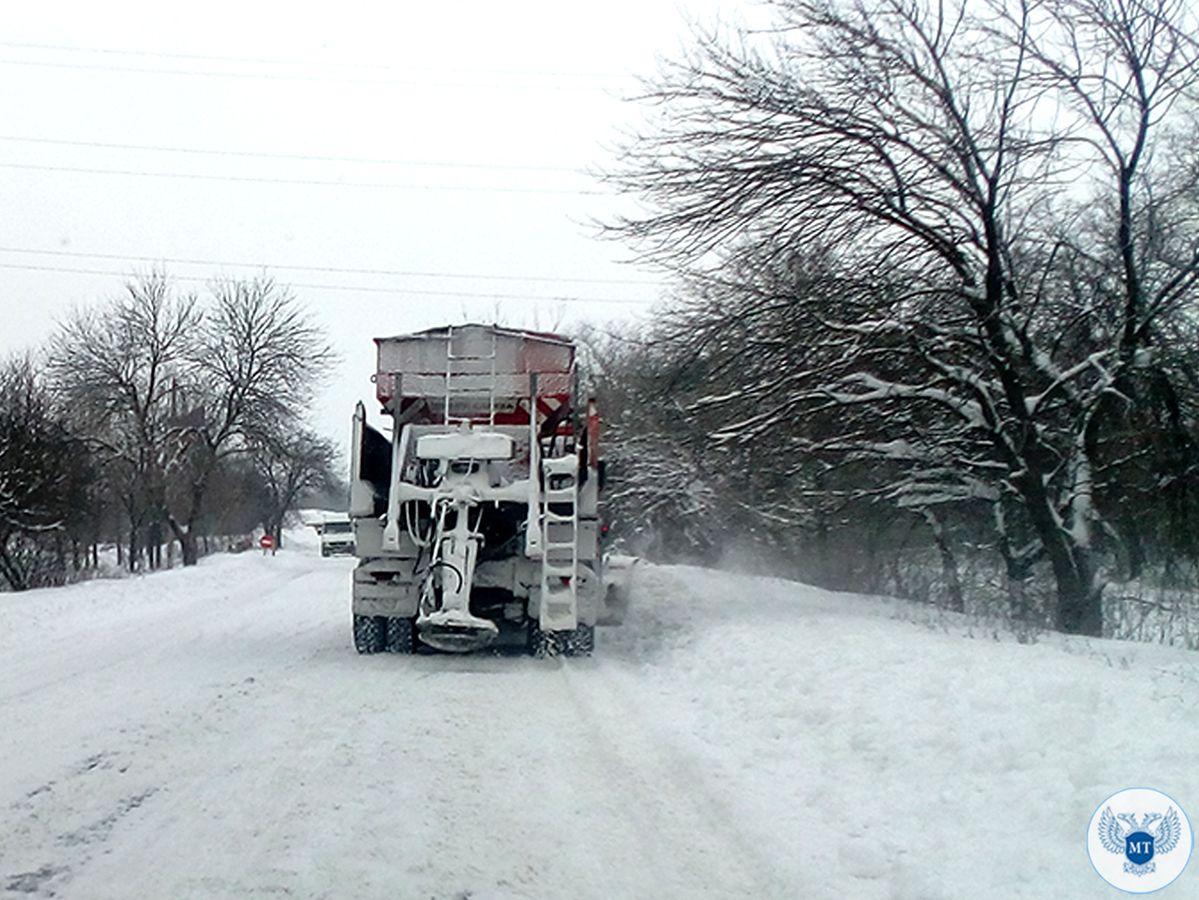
<box><xmin>353</xmin><ymin>615</ymin><xmax>385</xmax><ymax>654</ymax></box>
<box><xmin>529</xmin><ymin>623</ymin><xmax>594</xmax><ymax>658</ymax></box>
<box><xmin>528</xmin><ymin>622</ymin><xmax>558</xmax><ymax>658</ymax></box>
<box><xmin>385</xmin><ymin>616</ymin><xmax>417</xmax><ymax>654</ymax></box>
<box><xmin>565</xmin><ymin>624</ymin><xmax>595</xmax><ymax>657</ymax></box>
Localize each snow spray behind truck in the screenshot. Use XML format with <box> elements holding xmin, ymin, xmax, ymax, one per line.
<box><xmin>348</xmin><ymin>324</ymin><xmax>631</xmax><ymax>656</ymax></box>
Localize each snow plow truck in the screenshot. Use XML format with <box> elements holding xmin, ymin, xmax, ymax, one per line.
<box><xmin>348</xmin><ymin>324</ymin><xmax>631</xmax><ymax>656</ymax></box>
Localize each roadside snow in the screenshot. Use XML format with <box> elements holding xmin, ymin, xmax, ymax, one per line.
<box><xmin>2</xmin><ymin>541</ymin><xmax>1197</xmax><ymax>898</ymax></box>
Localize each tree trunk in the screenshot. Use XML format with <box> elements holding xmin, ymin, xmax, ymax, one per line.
<box><xmin>1006</xmin><ymin>574</ymin><xmax>1027</xmax><ymax>623</ymax></box>
<box><xmin>149</xmin><ymin>522</ymin><xmax>162</xmax><ymax>570</ymax></box>
<box><xmin>1009</xmin><ymin>446</ymin><xmax>1105</xmax><ymax>636</ymax></box>
<box><xmin>1048</xmin><ymin>548</ymin><xmax>1104</xmax><ymax>636</ymax></box>
<box><xmin>813</xmin><ymin>509</ymin><xmax>832</xmax><ymax>588</ymax></box>
<box><xmin>179</xmin><ymin>528</ymin><xmax>198</xmax><ymax>566</ymax></box>
<box><xmin>166</xmin><ymin>517</ymin><xmax>200</xmax><ymax>566</ymax></box>
<box><xmin>0</xmin><ymin>543</ymin><xmax>27</xmax><ymax>591</ymax></box>
<box><xmin>923</xmin><ymin>510</ymin><xmax>964</xmax><ymax>613</ymax></box>
<box><xmin>1027</xmin><ymin>493</ymin><xmax>1103</xmax><ymax>635</ymax></box>
<box><xmin>1119</xmin><ymin>512</ymin><xmax>1146</xmax><ymax>581</ymax></box>
<box><xmin>54</xmin><ymin>532</ymin><xmax>66</xmax><ymax>584</ymax></box>
<box><xmin>999</xmin><ymin>543</ymin><xmax>1036</xmax><ymax>623</ymax></box>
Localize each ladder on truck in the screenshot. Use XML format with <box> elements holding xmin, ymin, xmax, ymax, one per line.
<box><xmin>444</xmin><ymin>325</ymin><xmax>498</xmax><ymax>425</ymax></box>
<box><xmin>539</xmin><ymin>454</ymin><xmax>579</xmax><ymax>631</ymax></box>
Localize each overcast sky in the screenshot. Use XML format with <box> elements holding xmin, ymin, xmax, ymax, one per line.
<box><xmin>0</xmin><ymin>0</ymin><xmax>737</xmax><ymax>450</ymax></box>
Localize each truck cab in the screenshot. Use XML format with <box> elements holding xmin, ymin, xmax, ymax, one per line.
<box><xmin>320</xmin><ymin>515</ymin><xmax>355</xmax><ymax>557</ymax></box>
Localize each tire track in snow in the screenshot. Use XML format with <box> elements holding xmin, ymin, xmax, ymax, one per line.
<box><xmin>557</xmin><ymin>660</ymin><xmax>798</xmax><ymax>897</ymax></box>
<box><xmin>6</xmin><ymin>547</ymin><xmax>800</xmax><ymax>899</ymax></box>
<box><xmin>0</xmin><ymin>559</ymin><xmax>349</xmax><ymax>899</ymax></box>
<box><xmin>0</xmin><ymin>562</ymin><xmax>321</xmax><ymax>705</ymax></box>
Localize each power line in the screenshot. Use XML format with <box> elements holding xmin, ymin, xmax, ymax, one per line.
<box><xmin>0</xmin><ymin>261</ymin><xmax>654</xmax><ymax>305</ymax></box>
<box><xmin>0</xmin><ymin>135</ymin><xmax>581</xmax><ymax>173</ymax></box>
<box><xmin>0</xmin><ymin>39</ymin><xmax>630</xmax><ymax>81</ymax></box>
<box><xmin>0</xmin><ymin>56</ymin><xmax>626</xmax><ymax>92</ymax></box>
<box><xmin>0</xmin><ymin>246</ymin><xmax>658</xmax><ymax>286</ymax></box>
<box><xmin>0</xmin><ymin>161</ymin><xmax>605</xmax><ymax>195</ymax></box>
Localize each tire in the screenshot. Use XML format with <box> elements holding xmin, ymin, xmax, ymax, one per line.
<box><xmin>528</xmin><ymin>622</ymin><xmax>555</xmax><ymax>658</ymax></box>
<box><xmin>385</xmin><ymin>616</ymin><xmax>417</xmax><ymax>654</ymax></box>
<box><xmin>565</xmin><ymin>624</ymin><xmax>595</xmax><ymax>657</ymax></box>
<box><xmin>529</xmin><ymin>622</ymin><xmax>594</xmax><ymax>658</ymax></box>
<box><xmin>353</xmin><ymin>614</ymin><xmax>385</xmax><ymax>654</ymax></box>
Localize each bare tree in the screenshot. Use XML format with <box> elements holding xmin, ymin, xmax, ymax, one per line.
<box><xmin>165</xmin><ymin>276</ymin><xmax>335</xmax><ymax>564</ymax></box>
<box><xmin>247</xmin><ymin>426</ymin><xmax>339</xmax><ymax>548</ymax></box>
<box><xmin>0</xmin><ymin>356</ymin><xmax>93</xmax><ymax>590</ymax></box>
<box><xmin>49</xmin><ymin>272</ymin><xmax>335</xmax><ymax>568</ymax></box>
<box><xmin>610</xmin><ymin>0</ymin><xmax>1199</xmax><ymax>635</ymax></box>
<box><xmin>48</xmin><ymin>272</ymin><xmax>198</xmax><ymax>571</ymax></box>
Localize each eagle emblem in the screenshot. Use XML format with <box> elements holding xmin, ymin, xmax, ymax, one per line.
<box><xmin>1098</xmin><ymin>806</ymin><xmax>1184</xmax><ymax>876</ymax></box>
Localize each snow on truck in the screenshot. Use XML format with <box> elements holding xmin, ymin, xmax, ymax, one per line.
<box><xmin>348</xmin><ymin>324</ymin><xmax>631</xmax><ymax>656</ymax></box>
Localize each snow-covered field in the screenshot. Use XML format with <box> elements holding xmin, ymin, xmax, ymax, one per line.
<box><xmin>2</xmin><ymin>531</ymin><xmax>1198</xmax><ymax>899</ymax></box>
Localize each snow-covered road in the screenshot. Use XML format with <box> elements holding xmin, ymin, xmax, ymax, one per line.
<box><xmin>3</xmin><ymin>534</ymin><xmax>1199</xmax><ymax>898</ymax></box>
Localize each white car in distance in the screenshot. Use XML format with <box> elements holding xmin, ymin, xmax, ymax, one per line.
<box><xmin>320</xmin><ymin>515</ymin><xmax>356</xmax><ymax>557</ymax></box>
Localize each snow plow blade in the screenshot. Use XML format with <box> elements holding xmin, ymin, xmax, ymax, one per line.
<box><xmin>417</xmin><ymin>609</ymin><xmax>500</xmax><ymax>653</ymax></box>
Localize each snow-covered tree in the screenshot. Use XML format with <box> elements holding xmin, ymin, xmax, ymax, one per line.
<box><xmin>0</xmin><ymin>357</ymin><xmax>92</xmax><ymax>590</ymax></box>
<box><xmin>610</xmin><ymin>0</ymin><xmax>1199</xmax><ymax>635</ymax></box>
